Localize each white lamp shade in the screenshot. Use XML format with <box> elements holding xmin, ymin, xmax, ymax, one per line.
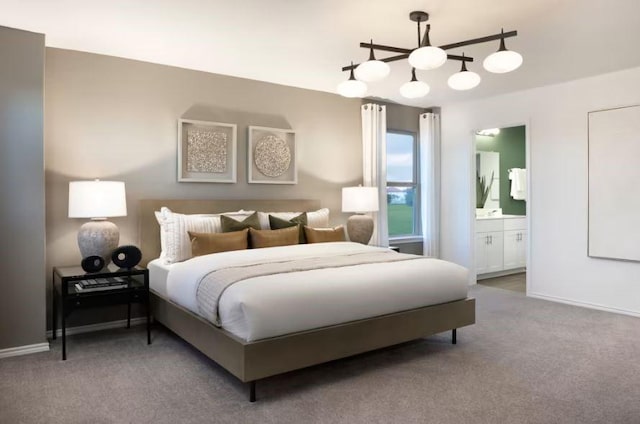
<box><xmin>68</xmin><ymin>180</ymin><xmax>127</xmax><ymax>218</ymax></box>
<box><xmin>342</xmin><ymin>186</ymin><xmax>379</xmax><ymax>213</ymax></box>
<box><xmin>354</xmin><ymin>60</ymin><xmax>390</xmax><ymax>82</ymax></box>
<box><xmin>400</xmin><ymin>80</ymin><xmax>430</xmax><ymax>99</ymax></box>
<box><xmin>483</xmin><ymin>50</ymin><xmax>523</xmax><ymax>74</ymax></box>
<box><xmin>447</xmin><ymin>70</ymin><xmax>481</xmax><ymax>90</ymax></box>
<box><xmin>408</xmin><ymin>46</ymin><xmax>447</xmax><ymax>70</ymax></box>
<box><xmin>337</xmin><ymin>79</ymin><xmax>367</xmax><ymax>98</ymax></box>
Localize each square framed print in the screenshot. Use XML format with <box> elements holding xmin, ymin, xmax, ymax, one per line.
<box><xmin>178</xmin><ymin>119</ymin><xmax>237</xmax><ymax>183</ymax></box>
<box><xmin>248</xmin><ymin>126</ymin><xmax>297</xmax><ymax>184</ymax></box>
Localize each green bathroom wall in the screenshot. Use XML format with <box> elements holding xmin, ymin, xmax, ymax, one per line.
<box><xmin>476</xmin><ymin>125</ymin><xmax>526</xmax><ymax>215</ymax></box>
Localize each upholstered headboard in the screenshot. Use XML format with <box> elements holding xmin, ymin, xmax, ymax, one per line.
<box><xmin>138</xmin><ymin>199</ymin><xmax>322</xmax><ymax>266</ymax></box>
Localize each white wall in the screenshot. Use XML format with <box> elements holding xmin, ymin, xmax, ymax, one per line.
<box><xmin>441</xmin><ymin>65</ymin><xmax>640</xmax><ymax>316</ymax></box>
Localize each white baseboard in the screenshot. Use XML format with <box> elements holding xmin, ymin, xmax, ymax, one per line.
<box><xmin>0</xmin><ymin>343</ymin><xmax>50</xmax><ymax>359</ymax></box>
<box><xmin>0</xmin><ymin>318</ymin><xmax>148</xmax><ymax>360</ymax></box>
<box><xmin>528</xmin><ymin>292</ymin><xmax>640</xmax><ymax>318</ymax></box>
<box><xmin>476</xmin><ymin>268</ymin><xmax>526</xmax><ymax>280</ymax></box>
<box><xmin>46</xmin><ymin>317</ymin><xmax>148</xmax><ymax>339</ymax></box>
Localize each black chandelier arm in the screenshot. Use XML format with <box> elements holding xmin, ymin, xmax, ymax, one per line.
<box><xmin>356</xmin><ymin>42</ymin><xmax>477</xmax><ymax>62</ymax></box>
<box><xmin>438</xmin><ymin>30</ymin><xmax>517</xmax><ymax>50</ymax></box>
<box><xmin>447</xmin><ymin>53</ymin><xmax>473</xmax><ymax>62</ymax></box>
<box><xmin>358</xmin><ymin>42</ymin><xmax>412</xmax><ymax>55</ymax></box>
<box><xmin>341</xmin><ymin>54</ymin><xmax>406</xmax><ymax>72</ymax></box>
<box><xmin>341</xmin><ymin>52</ymin><xmax>472</xmax><ymax>72</ymax></box>
<box><xmin>356</xmin><ymin>29</ymin><xmax>517</xmax><ymax>56</ymax></box>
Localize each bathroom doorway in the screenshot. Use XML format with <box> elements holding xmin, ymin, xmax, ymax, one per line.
<box><xmin>473</xmin><ymin>125</ymin><xmax>528</xmax><ymax>294</ymax></box>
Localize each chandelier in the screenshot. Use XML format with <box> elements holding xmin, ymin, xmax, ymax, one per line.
<box><xmin>337</xmin><ymin>11</ymin><xmax>522</xmax><ymax>99</ymax></box>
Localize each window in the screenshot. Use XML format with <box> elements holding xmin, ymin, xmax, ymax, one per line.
<box><xmin>386</xmin><ymin>131</ymin><xmax>420</xmax><ymax>238</ymax></box>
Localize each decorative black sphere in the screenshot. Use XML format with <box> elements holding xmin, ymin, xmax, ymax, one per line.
<box><xmin>111</xmin><ymin>245</ymin><xmax>142</xmax><ymax>269</ymax></box>
<box><xmin>81</xmin><ymin>255</ymin><xmax>105</xmax><ymax>273</ymax></box>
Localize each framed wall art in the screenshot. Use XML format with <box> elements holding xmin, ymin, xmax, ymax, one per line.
<box><xmin>178</xmin><ymin>119</ymin><xmax>237</xmax><ymax>183</ymax></box>
<box><xmin>248</xmin><ymin>126</ymin><xmax>297</xmax><ymax>184</ymax></box>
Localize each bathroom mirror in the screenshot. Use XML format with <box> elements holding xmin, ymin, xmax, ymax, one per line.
<box><xmin>476</xmin><ymin>151</ymin><xmax>500</xmax><ymax>208</ymax></box>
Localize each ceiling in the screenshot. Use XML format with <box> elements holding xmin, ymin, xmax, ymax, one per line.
<box><xmin>2</xmin><ymin>0</ymin><xmax>640</xmax><ymax>107</ymax></box>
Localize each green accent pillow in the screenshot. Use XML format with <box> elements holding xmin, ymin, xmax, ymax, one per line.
<box><xmin>269</xmin><ymin>213</ymin><xmax>308</xmax><ymax>244</ymax></box>
<box><xmin>221</xmin><ymin>212</ymin><xmax>261</xmax><ymax>233</ymax></box>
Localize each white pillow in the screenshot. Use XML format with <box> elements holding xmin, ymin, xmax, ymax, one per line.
<box><xmin>154</xmin><ymin>211</ymin><xmax>168</xmax><ymax>261</ymax></box>
<box><xmin>155</xmin><ymin>207</ymin><xmax>253</xmax><ymax>264</ymax></box>
<box><xmin>307</xmin><ymin>208</ymin><xmax>330</xmax><ymax>228</ymax></box>
<box><xmin>258</xmin><ymin>208</ymin><xmax>330</xmax><ymax>230</ymax></box>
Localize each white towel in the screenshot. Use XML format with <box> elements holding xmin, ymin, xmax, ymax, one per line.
<box><xmin>509</xmin><ymin>168</ymin><xmax>527</xmax><ymax>200</ymax></box>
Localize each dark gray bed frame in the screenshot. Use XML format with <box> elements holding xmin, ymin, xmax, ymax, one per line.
<box><xmin>140</xmin><ymin>199</ymin><xmax>476</xmax><ymax>402</ymax></box>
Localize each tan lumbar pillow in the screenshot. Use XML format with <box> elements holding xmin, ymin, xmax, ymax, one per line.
<box><xmin>188</xmin><ymin>229</ymin><xmax>249</xmax><ymax>257</ymax></box>
<box><xmin>303</xmin><ymin>225</ymin><xmax>346</xmax><ymax>243</ymax></box>
<box><xmin>249</xmin><ymin>226</ymin><xmax>299</xmax><ymax>249</ymax></box>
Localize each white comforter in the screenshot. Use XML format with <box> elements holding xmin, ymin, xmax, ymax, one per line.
<box><xmin>166</xmin><ymin>242</ymin><xmax>469</xmax><ymax>342</ymax></box>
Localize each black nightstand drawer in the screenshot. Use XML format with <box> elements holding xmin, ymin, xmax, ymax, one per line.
<box><xmin>65</xmin><ymin>291</ymin><xmax>147</xmax><ymax>309</ymax></box>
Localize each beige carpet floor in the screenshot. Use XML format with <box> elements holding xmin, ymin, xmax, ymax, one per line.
<box><xmin>1</xmin><ymin>284</ymin><xmax>639</xmax><ymax>424</ymax></box>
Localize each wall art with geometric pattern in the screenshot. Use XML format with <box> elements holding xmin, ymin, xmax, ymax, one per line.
<box><xmin>248</xmin><ymin>126</ymin><xmax>297</xmax><ymax>184</ymax></box>
<box><xmin>178</xmin><ymin>119</ymin><xmax>237</xmax><ymax>183</ymax></box>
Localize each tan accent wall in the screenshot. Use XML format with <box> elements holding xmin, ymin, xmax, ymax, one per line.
<box><xmin>44</xmin><ymin>49</ymin><xmax>425</xmax><ymax>329</ymax></box>
<box><xmin>44</xmin><ymin>48</ymin><xmax>364</xmax><ymax>328</ymax></box>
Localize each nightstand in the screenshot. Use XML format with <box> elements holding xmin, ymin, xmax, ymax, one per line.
<box><xmin>52</xmin><ymin>265</ymin><xmax>150</xmax><ymax>360</ymax></box>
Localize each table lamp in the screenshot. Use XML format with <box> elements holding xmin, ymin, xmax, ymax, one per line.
<box><xmin>68</xmin><ymin>180</ymin><xmax>127</xmax><ymax>264</ymax></box>
<box><xmin>342</xmin><ymin>186</ymin><xmax>379</xmax><ymax>244</ymax></box>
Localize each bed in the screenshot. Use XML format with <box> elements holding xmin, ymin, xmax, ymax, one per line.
<box><xmin>139</xmin><ymin>199</ymin><xmax>475</xmax><ymax>402</ymax></box>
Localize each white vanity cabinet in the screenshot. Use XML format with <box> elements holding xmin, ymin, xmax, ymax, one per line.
<box><xmin>475</xmin><ymin>219</ymin><xmax>504</xmax><ymax>275</ymax></box>
<box><xmin>503</xmin><ymin>218</ymin><xmax>527</xmax><ymax>270</ymax></box>
<box><xmin>476</xmin><ymin>216</ymin><xmax>526</xmax><ymax>276</ymax></box>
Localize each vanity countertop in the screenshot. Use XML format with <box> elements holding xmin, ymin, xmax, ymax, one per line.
<box><xmin>476</xmin><ymin>214</ymin><xmax>526</xmax><ymax>220</ymax></box>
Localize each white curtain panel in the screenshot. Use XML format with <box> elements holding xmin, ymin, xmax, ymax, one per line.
<box><xmin>361</xmin><ymin>103</ymin><xmax>388</xmax><ymax>247</ymax></box>
<box><xmin>419</xmin><ymin>112</ymin><xmax>441</xmax><ymax>257</ymax></box>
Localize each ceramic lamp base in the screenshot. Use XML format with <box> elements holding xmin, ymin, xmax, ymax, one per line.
<box><xmin>346</xmin><ymin>214</ymin><xmax>374</xmax><ymax>245</ymax></box>
<box><xmin>77</xmin><ymin>220</ymin><xmax>119</xmax><ymax>264</ymax></box>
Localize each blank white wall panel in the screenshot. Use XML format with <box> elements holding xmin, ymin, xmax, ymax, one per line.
<box><xmin>588</xmin><ymin>105</ymin><xmax>640</xmax><ymax>262</ymax></box>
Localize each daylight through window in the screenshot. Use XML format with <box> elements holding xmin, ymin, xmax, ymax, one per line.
<box><xmin>386</xmin><ymin>131</ymin><xmax>420</xmax><ymax>237</ymax></box>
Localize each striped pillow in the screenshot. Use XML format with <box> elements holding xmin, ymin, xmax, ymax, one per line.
<box><xmin>155</xmin><ymin>207</ymin><xmax>253</xmax><ymax>263</ymax></box>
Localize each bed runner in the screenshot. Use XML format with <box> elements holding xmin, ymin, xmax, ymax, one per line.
<box><xmin>196</xmin><ymin>251</ymin><xmax>421</xmax><ymax>326</ymax></box>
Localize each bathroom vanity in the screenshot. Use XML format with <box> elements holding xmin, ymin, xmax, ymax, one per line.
<box><xmin>475</xmin><ymin>214</ymin><xmax>527</xmax><ymax>277</ymax></box>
